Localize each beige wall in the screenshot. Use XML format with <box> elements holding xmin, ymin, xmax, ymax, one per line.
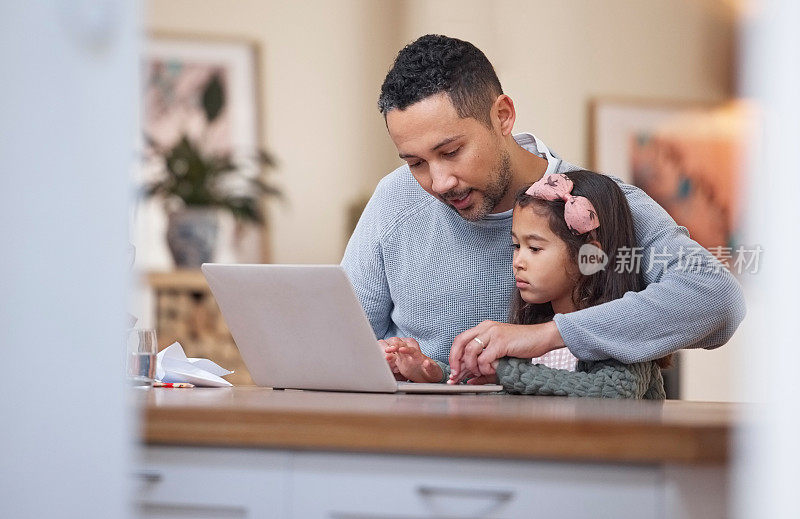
<box><xmin>147</xmin><ymin>0</ymin><xmax>741</xmax><ymax>401</ymax></box>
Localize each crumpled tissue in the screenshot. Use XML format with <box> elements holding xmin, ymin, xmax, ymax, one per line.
<box><xmin>156</xmin><ymin>342</ymin><xmax>233</xmax><ymax>387</ymax></box>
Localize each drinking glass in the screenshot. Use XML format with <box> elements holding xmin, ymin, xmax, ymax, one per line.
<box><xmin>126</xmin><ymin>328</ymin><xmax>157</xmax><ymax>387</ymax></box>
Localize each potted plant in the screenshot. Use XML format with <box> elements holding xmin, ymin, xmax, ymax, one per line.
<box><xmin>142</xmin><ymin>72</ymin><xmax>280</xmax><ymax>267</ymax></box>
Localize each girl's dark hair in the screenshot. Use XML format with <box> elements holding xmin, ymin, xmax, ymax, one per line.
<box><xmin>509</xmin><ymin>170</ymin><xmax>672</xmax><ymax>368</ymax></box>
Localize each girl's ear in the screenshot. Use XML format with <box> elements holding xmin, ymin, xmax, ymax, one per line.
<box><xmin>585</xmin><ymin>229</ymin><xmax>601</xmax><ymax>250</ymax></box>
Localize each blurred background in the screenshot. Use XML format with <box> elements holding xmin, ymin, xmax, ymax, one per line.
<box><xmin>132</xmin><ymin>0</ymin><xmax>750</xmax><ymax>401</ymax></box>
<box><xmin>5</xmin><ymin>1</ymin><xmax>799</xmax><ymax>518</ymax></box>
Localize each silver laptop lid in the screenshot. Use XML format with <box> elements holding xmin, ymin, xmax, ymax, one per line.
<box><xmin>202</xmin><ymin>264</ymin><xmax>398</xmax><ymax>393</ymax></box>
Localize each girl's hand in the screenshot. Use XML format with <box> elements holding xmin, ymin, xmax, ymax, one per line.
<box><xmin>383</xmin><ymin>337</ymin><xmax>442</xmax><ymax>383</ymax></box>
<box><xmin>448</xmin><ymin>321</ymin><xmax>564</xmax><ymax>383</ymax></box>
<box><xmin>380</xmin><ymin>339</ymin><xmax>407</xmax><ymax>381</ymax></box>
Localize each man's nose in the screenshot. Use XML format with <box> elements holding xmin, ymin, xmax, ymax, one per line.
<box><xmin>429</xmin><ymin>163</ymin><xmax>458</xmax><ymax>194</ymax></box>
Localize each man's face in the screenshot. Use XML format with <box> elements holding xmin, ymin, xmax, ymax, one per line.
<box><xmin>386</xmin><ymin>93</ymin><xmax>512</xmax><ymax>221</ymax></box>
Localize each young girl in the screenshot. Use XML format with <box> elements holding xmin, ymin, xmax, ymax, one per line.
<box><xmin>386</xmin><ymin>170</ymin><xmax>668</xmax><ymax>399</ymax></box>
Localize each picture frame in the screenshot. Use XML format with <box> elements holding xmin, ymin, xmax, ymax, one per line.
<box><xmin>145</xmin><ymin>34</ymin><xmax>261</xmax><ymax>156</ymax></box>
<box><xmin>589</xmin><ymin>96</ymin><xmax>749</xmax><ymax>258</ymax></box>
<box><xmin>589</xmin><ymin>97</ymin><xmax>713</xmax><ymax>182</ymax></box>
<box><xmin>136</xmin><ymin>34</ymin><xmax>267</xmax><ymax>268</ymax></box>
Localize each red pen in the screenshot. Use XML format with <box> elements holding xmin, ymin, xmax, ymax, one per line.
<box><xmin>153</xmin><ymin>382</ymin><xmax>195</xmax><ymax>388</ymax></box>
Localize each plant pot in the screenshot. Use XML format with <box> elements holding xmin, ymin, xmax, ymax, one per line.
<box><xmin>166</xmin><ymin>208</ymin><xmax>219</xmax><ymax>267</ymax></box>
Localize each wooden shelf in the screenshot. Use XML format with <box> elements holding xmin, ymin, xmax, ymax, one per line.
<box><xmin>147</xmin><ymin>269</ymin><xmax>208</xmax><ymax>290</ymax></box>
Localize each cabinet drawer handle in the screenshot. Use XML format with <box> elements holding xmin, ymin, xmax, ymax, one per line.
<box><xmin>132</xmin><ymin>470</ymin><xmax>163</xmax><ymax>483</ymax></box>
<box><xmin>417</xmin><ymin>485</ymin><xmax>514</xmax><ymax>502</ymax></box>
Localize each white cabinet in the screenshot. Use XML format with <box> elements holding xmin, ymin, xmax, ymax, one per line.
<box><xmin>134</xmin><ymin>447</ymin><xmax>290</xmax><ymax>519</ymax></box>
<box><xmin>136</xmin><ymin>447</ymin><xmax>667</xmax><ymax>519</ymax></box>
<box><xmin>291</xmin><ymin>453</ymin><xmax>661</xmax><ymax>519</ymax></box>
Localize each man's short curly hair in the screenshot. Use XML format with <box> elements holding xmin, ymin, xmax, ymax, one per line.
<box><xmin>378</xmin><ymin>34</ymin><xmax>503</xmax><ymax>128</ymax></box>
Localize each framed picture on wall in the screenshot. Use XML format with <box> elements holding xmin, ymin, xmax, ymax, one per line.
<box><xmin>137</xmin><ymin>35</ymin><xmax>268</xmax><ymax>268</ymax></box>
<box><xmin>589</xmin><ymin>98</ymin><xmax>713</xmax><ymax>182</ymax></box>
<box><xmin>589</xmin><ymin>97</ymin><xmax>749</xmax><ymax>254</ymax></box>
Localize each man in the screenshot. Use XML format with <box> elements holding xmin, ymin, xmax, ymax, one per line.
<box><xmin>341</xmin><ymin>34</ymin><xmax>745</xmax><ymax>382</ymax></box>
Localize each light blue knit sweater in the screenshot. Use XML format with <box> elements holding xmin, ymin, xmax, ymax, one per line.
<box><xmin>341</xmin><ymin>133</ymin><xmax>746</xmax><ymax>365</ymax></box>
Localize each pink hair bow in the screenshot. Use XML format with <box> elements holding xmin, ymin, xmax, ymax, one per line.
<box><xmin>525</xmin><ymin>174</ymin><xmax>600</xmax><ymax>234</ymax></box>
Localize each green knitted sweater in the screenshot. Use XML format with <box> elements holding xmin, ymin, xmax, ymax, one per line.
<box><xmin>436</xmin><ymin>358</ymin><xmax>666</xmax><ymax>399</ymax></box>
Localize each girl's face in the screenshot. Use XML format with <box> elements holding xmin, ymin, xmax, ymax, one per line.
<box><xmin>511</xmin><ymin>205</ymin><xmax>579</xmax><ymax>314</ymax></box>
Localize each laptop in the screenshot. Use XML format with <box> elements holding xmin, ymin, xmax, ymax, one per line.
<box><xmin>201</xmin><ymin>264</ymin><xmax>503</xmax><ymax>394</ymax></box>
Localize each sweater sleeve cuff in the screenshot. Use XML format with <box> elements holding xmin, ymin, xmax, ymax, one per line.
<box><xmin>553</xmin><ymin>313</ymin><xmax>604</xmax><ymax>362</ymax></box>
<box><xmin>433</xmin><ymin>360</ymin><xmax>451</xmax><ymax>383</ymax></box>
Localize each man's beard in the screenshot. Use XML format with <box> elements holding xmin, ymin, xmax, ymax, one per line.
<box><xmin>445</xmin><ymin>150</ymin><xmax>512</xmax><ymax>222</ymax></box>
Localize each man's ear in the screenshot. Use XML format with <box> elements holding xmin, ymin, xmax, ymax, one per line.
<box><xmin>493</xmin><ymin>94</ymin><xmax>516</xmax><ymax>136</ymax></box>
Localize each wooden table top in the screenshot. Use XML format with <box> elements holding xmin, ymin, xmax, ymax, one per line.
<box><xmin>141</xmin><ymin>387</ymin><xmax>743</xmax><ymax>465</ymax></box>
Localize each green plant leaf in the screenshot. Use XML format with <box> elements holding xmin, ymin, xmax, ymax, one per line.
<box><xmin>223</xmin><ymin>196</ymin><xmax>263</xmax><ymax>224</ymax></box>
<box><xmin>208</xmin><ymin>155</ymin><xmax>237</xmax><ymax>173</ymax></box>
<box><xmin>202</xmin><ymin>73</ymin><xmax>225</xmax><ymax>123</ymax></box>
<box><xmin>247</xmin><ymin>177</ymin><xmax>284</xmax><ymax>199</ymax></box>
<box><xmin>142</xmin><ymin>181</ymin><xmax>171</xmax><ymax>199</ymax></box>
<box><xmin>256</xmin><ymin>149</ymin><xmax>276</xmax><ymax>167</ymax></box>
<box><xmin>141</xmin><ymin>129</ymin><xmax>281</xmax><ymax>220</ymax></box>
